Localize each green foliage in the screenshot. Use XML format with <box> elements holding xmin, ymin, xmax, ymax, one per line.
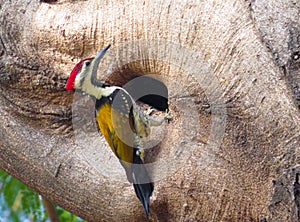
<box><xmin>0</xmin><ymin>169</ymin><xmax>85</xmax><ymax>222</ymax></box>
<box><xmin>56</xmin><ymin>206</ymin><xmax>83</xmax><ymax>222</ymax></box>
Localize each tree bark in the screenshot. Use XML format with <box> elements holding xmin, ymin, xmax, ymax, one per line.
<box><xmin>0</xmin><ymin>0</ymin><xmax>299</xmax><ymax>221</ymax></box>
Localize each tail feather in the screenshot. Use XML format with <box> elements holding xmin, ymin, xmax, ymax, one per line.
<box><xmin>133</xmin><ymin>180</ymin><xmax>154</xmax><ymax>216</ymax></box>
<box><xmin>121</xmin><ymin>152</ymin><xmax>154</xmax><ymax>216</ymax></box>
<box><xmin>132</xmin><ymin>154</ymin><xmax>154</xmax><ymax>216</ymax></box>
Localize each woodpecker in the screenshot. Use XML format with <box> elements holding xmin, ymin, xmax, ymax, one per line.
<box><xmin>65</xmin><ymin>45</ymin><xmax>169</xmax><ymax>216</ymax></box>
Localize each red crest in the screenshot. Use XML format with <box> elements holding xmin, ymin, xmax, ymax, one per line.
<box><xmin>65</xmin><ymin>57</ymin><xmax>93</xmax><ymax>90</ymax></box>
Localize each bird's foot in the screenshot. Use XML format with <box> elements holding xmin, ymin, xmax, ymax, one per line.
<box><xmin>164</xmin><ymin>109</ymin><xmax>172</xmax><ymax>123</ymax></box>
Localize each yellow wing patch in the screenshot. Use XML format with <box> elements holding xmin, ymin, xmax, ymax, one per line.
<box><xmin>96</xmin><ymin>102</ymin><xmax>135</xmax><ymax>164</ymax></box>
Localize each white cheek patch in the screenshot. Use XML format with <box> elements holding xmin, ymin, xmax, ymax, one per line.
<box><xmin>73</xmin><ymin>61</ymin><xmax>129</xmax><ymax>100</ymax></box>
<box><xmin>74</xmin><ymin>75</ymin><xmax>82</xmax><ymax>89</ymax></box>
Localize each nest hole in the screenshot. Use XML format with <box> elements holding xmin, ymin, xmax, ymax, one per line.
<box><xmin>103</xmin><ymin>61</ymin><xmax>169</xmax><ymax>111</ymax></box>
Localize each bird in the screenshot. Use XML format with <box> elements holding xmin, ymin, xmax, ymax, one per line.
<box><xmin>65</xmin><ymin>45</ymin><xmax>170</xmax><ymax>216</ymax></box>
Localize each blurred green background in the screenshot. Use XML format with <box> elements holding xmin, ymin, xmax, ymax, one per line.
<box><xmin>0</xmin><ymin>169</ymin><xmax>85</xmax><ymax>222</ymax></box>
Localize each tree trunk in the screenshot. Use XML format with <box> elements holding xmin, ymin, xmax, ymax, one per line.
<box><xmin>0</xmin><ymin>0</ymin><xmax>299</xmax><ymax>221</ymax></box>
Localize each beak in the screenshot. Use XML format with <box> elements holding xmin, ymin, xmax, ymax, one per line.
<box><xmin>93</xmin><ymin>44</ymin><xmax>111</xmax><ymax>66</ymax></box>
<box><xmin>91</xmin><ymin>44</ymin><xmax>111</xmax><ymax>75</ymax></box>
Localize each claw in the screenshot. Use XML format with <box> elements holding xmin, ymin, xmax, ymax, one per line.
<box><xmin>145</xmin><ymin>107</ymin><xmax>155</xmax><ymax>115</ymax></box>
<box><xmin>164</xmin><ymin>109</ymin><xmax>172</xmax><ymax>123</ymax></box>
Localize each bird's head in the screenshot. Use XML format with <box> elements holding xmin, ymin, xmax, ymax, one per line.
<box><xmin>65</xmin><ymin>44</ymin><xmax>111</xmax><ymax>91</ymax></box>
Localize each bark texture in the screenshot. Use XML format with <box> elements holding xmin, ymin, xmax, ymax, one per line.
<box><xmin>0</xmin><ymin>0</ymin><xmax>299</xmax><ymax>221</ymax></box>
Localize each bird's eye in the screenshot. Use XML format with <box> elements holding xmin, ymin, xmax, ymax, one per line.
<box><xmin>85</xmin><ymin>61</ymin><xmax>91</xmax><ymax>66</ymax></box>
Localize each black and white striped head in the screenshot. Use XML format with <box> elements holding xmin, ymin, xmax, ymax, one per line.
<box><xmin>65</xmin><ymin>45</ymin><xmax>111</xmax><ymax>93</ymax></box>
